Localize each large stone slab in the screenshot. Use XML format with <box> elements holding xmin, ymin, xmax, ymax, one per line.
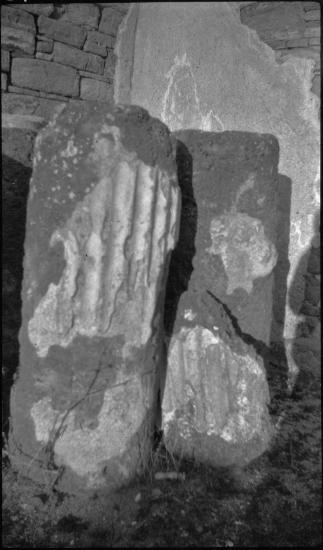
<box><xmin>173</xmin><ymin>130</ymin><xmax>279</xmax><ymax>345</ymax></box>
<box><xmin>53</xmin><ymin>42</ymin><xmax>104</xmax><ymax>75</ymax></box>
<box><xmin>162</xmin><ymin>131</ymin><xmax>279</xmax><ymax>467</ymax></box>
<box><xmin>9</xmin><ymin>103</ymin><xmax>180</xmax><ymax>492</ymax></box>
<box><xmin>1</xmin><ymin>25</ymin><xmax>36</xmax><ymax>56</ymax></box>
<box><xmin>11</xmin><ymin>58</ymin><xmax>79</xmax><ymax>98</ymax></box>
<box><xmin>38</xmin><ymin>15</ymin><xmax>87</xmax><ymax>49</ymax></box>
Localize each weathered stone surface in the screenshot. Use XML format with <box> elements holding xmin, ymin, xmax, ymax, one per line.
<box><xmin>53</xmin><ymin>42</ymin><xmax>104</xmax><ymax>74</ymax></box>
<box><xmin>173</xmin><ymin>130</ymin><xmax>279</xmax><ymax>345</ymax></box>
<box><xmin>80</xmin><ymin>77</ymin><xmax>113</xmax><ymax>101</ymax></box>
<box><xmin>36</xmin><ymin>37</ymin><xmax>54</xmax><ymax>53</ymax></box>
<box><xmin>61</xmin><ymin>4</ymin><xmax>100</xmax><ymax>29</ymax></box>
<box><xmin>162</xmin><ymin>292</ymin><xmax>273</xmax><ymax>467</ymax></box>
<box><xmin>1</xmin><ymin>6</ymin><xmax>36</xmax><ymax>32</ymax></box>
<box><xmin>1</xmin><ymin>26</ymin><xmax>35</xmax><ymax>55</ymax></box>
<box><xmin>35</xmin><ymin>52</ymin><xmax>53</xmax><ymax>61</ymax></box>
<box><xmin>11</xmin><ymin>58</ymin><xmax>79</xmax><ymax>97</ymax></box>
<box><xmin>99</xmin><ymin>7</ymin><xmax>125</xmax><ymax>36</ymax></box>
<box><xmin>96</xmin><ymin>3</ymin><xmax>130</xmax><ymax>13</ymax></box>
<box><xmin>1</xmin><ymin>49</ymin><xmax>10</xmax><ymax>72</ymax></box>
<box><xmin>304</xmin><ymin>10</ymin><xmax>320</xmax><ymax>22</ymax></box>
<box><xmin>9</xmin><ymin>103</ymin><xmax>180</xmax><ymax>492</ymax></box>
<box><xmin>311</xmin><ymin>74</ymin><xmax>320</xmax><ymax>97</ymax></box>
<box><xmin>78</xmin><ymin>70</ymin><xmax>112</xmax><ymax>83</ymax></box>
<box><xmin>83</xmin><ymin>30</ymin><xmax>115</xmax><ymax>56</ymax></box>
<box><xmin>38</xmin><ymin>15</ymin><xmax>87</xmax><ymax>49</ymax></box>
<box><xmin>15</xmin><ymin>4</ymin><xmax>54</xmax><ymax>17</ymax></box>
<box><xmin>240</xmin><ymin>2</ymin><xmax>306</xmax><ymax>35</ymax></box>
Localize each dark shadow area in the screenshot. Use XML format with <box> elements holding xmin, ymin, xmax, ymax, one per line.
<box><xmin>163</xmin><ymin>139</ymin><xmax>196</xmax><ymax>339</ymax></box>
<box><xmin>2</xmin><ymin>155</ymin><xmax>31</xmax><ymax>440</ymax></box>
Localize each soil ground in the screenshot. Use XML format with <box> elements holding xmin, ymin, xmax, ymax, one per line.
<box><xmin>2</xmin><ymin>352</ymin><xmax>321</xmax><ymax>548</ymax></box>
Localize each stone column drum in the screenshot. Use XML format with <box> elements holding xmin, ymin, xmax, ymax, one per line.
<box><xmin>162</xmin><ymin>131</ymin><xmax>280</xmax><ymax>467</ymax></box>
<box><xmin>9</xmin><ymin>103</ymin><xmax>180</xmax><ymax>492</ymax></box>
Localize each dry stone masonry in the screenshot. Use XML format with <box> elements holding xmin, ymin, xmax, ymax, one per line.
<box><xmin>162</xmin><ymin>131</ymin><xmax>280</xmax><ymax>467</ymax></box>
<box><xmin>9</xmin><ymin>103</ymin><xmax>180</xmax><ymax>492</ymax></box>
<box><xmin>1</xmin><ymin>3</ymin><xmax>129</xmax><ymax>119</ymax></box>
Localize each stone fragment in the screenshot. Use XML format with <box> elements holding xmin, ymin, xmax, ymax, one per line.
<box><xmin>99</xmin><ymin>7</ymin><xmax>125</xmax><ymax>36</ymax></box>
<box><xmin>83</xmin><ymin>30</ymin><xmax>115</xmax><ymax>56</ymax></box>
<box><xmin>1</xmin><ymin>6</ymin><xmax>36</xmax><ymax>32</ymax></box>
<box><xmin>96</xmin><ymin>3</ymin><xmax>129</xmax><ymax>13</ymax></box>
<box><xmin>53</xmin><ymin>42</ymin><xmax>104</xmax><ymax>74</ymax></box>
<box><xmin>61</xmin><ymin>4</ymin><xmax>100</xmax><ymax>29</ymax></box>
<box><xmin>1</xmin><ymin>26</ymin><xmax>35</xmax><ymax>56</ymax></box>
<box><xmin>1</xmin><ymin>49</ymin><xmax>10</xmax><ymax>72</ymax></box>
<box><xmin>35</xmin><ymin>52</ymin><xmax>53</xmax><ymax>62</ymax></box>
<box><xmin>162</xmin><ymin>292</ymin><xmax>273</xmax><ymax>467</ymax></box>
<box><xmin>286</xmin><ymin>38</ymin><xmax>308</xmax><ymax>48</ymax></box>
<box><xmin>304</xmin><ymin>26</ymin><xmax>320</xmax><ymax>37</ymax></box>
<box><xmin>9</xmin><ymin>103</ymin><xmax>180</xmax><ymax>493</ymax></box>
<box><xmin>38</xmin><ymin>15</ymin><xmax>86</xmax><ymax>49</ymax></box>
<box><xmin>172</xmin><ymin>131</ymin><xmax>279</xmax><ymax>345</ymax></box>
<box><xmin>11</xmin><ymin>58</ymin><xmax>79</xmax><ymax>98</ymax></box>
<box><xmin>2</xmin><ymin>72</ymin><xmax>8</xmax><ymax>91</ymax></box>
<box><xmin>80</xmin><ymin>77</ymin><xmax>113</xmax><ymax>101</ymax></box>
<box><xmin>36</xmin><ymin>37</ymin><xmax>53</xmax><ymax>53</ymax></box>
<box><xmin>15</xmin><ymin>4</ymin><xmax>54</xmax><ymax>17</ymax></box>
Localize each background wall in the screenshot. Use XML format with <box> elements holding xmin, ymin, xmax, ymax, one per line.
<box><xmin>115</xmin><ymin>1</ymin><xmax>320</xmax><ymax>376</ymax></box>
<box><xmin>1</xmin><ymin>2</ymin><xmax>129</xmax><ymax>126</ymax></box>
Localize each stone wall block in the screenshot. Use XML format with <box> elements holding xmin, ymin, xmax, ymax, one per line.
<box><xmin>83</xmin><ymin>30</ymin><xmax>115</xmax><ymax>56</ymax></box>
<box><xmin>2</xmin><ymin>92</ymin><xmax>66</xmax><ymax>120</ymax></box>
<box><xmin>104</xmin><ymin>50</ymin><xmax>117</xmax><ymax>79</ymax></box>
<box><xmin>53</xmin><ymin>42</ymin><xmax>104</xmax><ymax>74</ymax></box>
<box><xmin>1</xmin><ymin>26</ymin><xmax>36</xmax><ymax>56</ymax></box>
<box><xmin>99</xmin><ymin>7</ymin><xmax>125</xmax><ymax>36</ymax></box>
<box><xmin>80</xmin><ymin>77</ymin><xmax>113</xmax><ymax>101</ymax></box>
<box><xmin>9</xmin><ymin>102</ymin><xmax>180</xmax><ymax>492</ymax></box>
<box><xmin>311</xmin><ymin>74</ymin><xmax>321</xmax><ymax>97</ymax></box>
<box><xmin>11</xmin><ymin>58</ymin><xmax>79</xmax><ymax>97</ymax></box>
<box><xmin>1</xmin><ymin>6</ymin><xmax>36</xmax><ymax>33</ymax></box>
<box><xmin>15</xmin><ymin>4</ymin><xmax>54</xmax><ymax>17</ymax></box>
<box><xmin>61</xmin><ymin>4</ymin><xmax>100</xmax><ymax>29</ymax></box>
<box><xmin>37</xmin><ymin>15</ymin><xmax>87</xmax><ymax>49</ymax></box>
<box><xmin>36</xmin><ymin>37</ymin><xmax>54</xmax><ymax>53</ymax></box>
<box><xmin>304</xmin><ymin>10</ymin><xmax>321</xmax><ymax>22</ymax></box>
<box><xmin>1</xmin><ymin>49</ymin><xmax>10</xmax><ymax>72</ymax></box>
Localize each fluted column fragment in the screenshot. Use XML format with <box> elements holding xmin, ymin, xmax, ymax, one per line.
<box><xmin>9</xmin><ymin>103</ymin><xmax>180</xmax><ymax>492</ymax></box>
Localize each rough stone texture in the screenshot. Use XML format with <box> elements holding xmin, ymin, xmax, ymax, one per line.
<box><xmin>9</xmin><ymin>103</ymin><xmax>180</xmax><ymax>493</ymax></box>
<box><xmin>36</xmin><ymin>38</ymin><xmax>54</xmax><ymax>54</ymax></box>
<box><xmin>14</xmin><ymin>4</ymin><xmax>54</xmax><ymax>17</ymax></box>
<box><xmin>11</xmin><ymin>58</ymin><xmax>80</xmax><ymax>98</ymax></box>
<box><xmin>61</xmin><ymin>4</ymin><xmax>100</xmax><ymax>29</ymax></box>
<box><xmin>99</xmin><ymin>7</ymin><xmax>125</xmax><ymax>36</ymax></box>
<box><xmin>38</xmin><ymin>15</ymin><xmax>87</xmax><ymax>49</ymax></box>
<box><xmin>174</xmin><ymin>130</ymin><xmax>279</xmax><ymax>345</ymax></box>
<box><xmin>53</xmin><ymin>42</ymin><xmax>104</xmax><ymax>75</ymax></box>
<box><xmin>1</xmin><ymin>26</ymin><xmax>36</xmax><ymax>56</ymax></box>
<box><xmin>240</xmin><ymin>2</ymin><xmax>306</xmax><ymax>39</ymax></box>
<box><xmin>162</xmin><ymin>292</ymin><xmax>273</xmax><ymax>467</ymax></box>
<box><xmin>118</xmin><ymin>1</ymin><xmax>320</xmax><ymax>362</ymax></box>
<box><xmin>1</xmin><ymin>6</ymin><xmax>36</xmax><ymax>33</ymax></box>
<box><xmin>80</xmin><ymin>77</ymin><xmax>113</xmax><ymax>101</ymax></box>
<box><xmin>2</xmin><ymin>49</ymin><xmax>10</xmax><ymax>72</ymax></box>
<box><xmin>84</xmin><ymin>30</ymin><xmax>115</xmax><ymax>56</ymax></box>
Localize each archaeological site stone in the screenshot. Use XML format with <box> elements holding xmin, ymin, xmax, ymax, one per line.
<box><xmin>162</xmin><ymin>131</ymin><xmax>279</xmax><ymax>467</ymax></box>
<box><xmin>9</xmin><ymin>102</ymin><xmax>180</xmax><ymax>492</ymax></box>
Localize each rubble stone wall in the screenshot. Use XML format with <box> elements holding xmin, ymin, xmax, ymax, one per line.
<box><xmin>1</xmin><ymin>2</ymin><xmax>129</xmax><ymax>124</ymax></box>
